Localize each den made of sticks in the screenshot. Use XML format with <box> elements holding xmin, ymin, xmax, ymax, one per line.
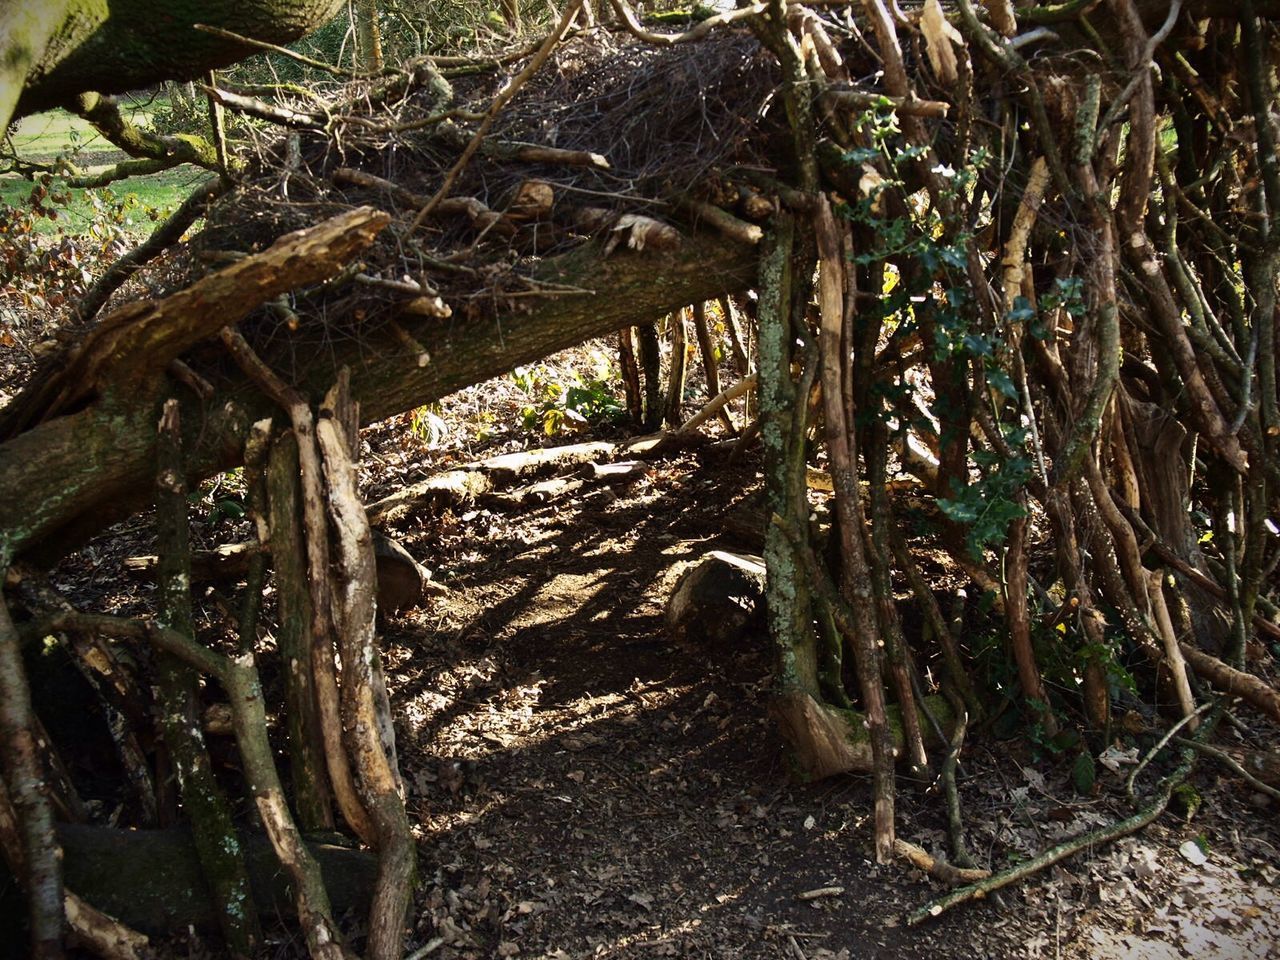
<box><xmin>1</xmin><ymin>1</ymin><xmax>1279</xmax><ymax>958</ymax></box>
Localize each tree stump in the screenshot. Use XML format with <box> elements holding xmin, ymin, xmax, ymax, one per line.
<box><xmin>665</xmin><ymin>551</ymin><xmax>766</xmax><ymax>646</ymax></box>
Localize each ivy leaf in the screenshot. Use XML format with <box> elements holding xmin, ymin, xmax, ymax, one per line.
<box><xmin>843</xmin><ymin>147</ymin><xmax>880</xmax><ymax>164</ymax></box>
<box><xmin>939</xmin><ymin>244</ymin><xmax>968</xmax><ymax>269</ymax></box>
<box><xmin>1072</xmin><ymin>751</ymin><xmax>1097</xmax><ymax>795</ymax></box>
<box><xmin>1007</xmin><ymin>296</ymin><xmax>1036</xmax><ymax>324</ymax></box>
<box><xmin>987</xmin><ymin>367</ymin><xmax>1019</xmax><ymax>400</ymax></box>
<box><xmin>938</xmin><ymin>496</ymin><xmax>980</xmax><ymax>523</ymax></box>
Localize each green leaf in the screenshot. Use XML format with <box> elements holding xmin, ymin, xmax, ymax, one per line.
<box><xmin>938</xmin><ymin>497</ymin><xmax>980</xmax><ymax>523</ymax></box>
<box><xmin>1072</xmin><ymin>751</ymin><xmax>1096</xmax><ymax>795</ymax></box>
<box><xmin>1006</xmin><ymin>296</ymin><xmax>1036</xmax><ymax>324</ymax></box>
<box><xmin>987</xmin><ymin>367</ymin><xmax>1019</xmax><ymax>400</ymax></box>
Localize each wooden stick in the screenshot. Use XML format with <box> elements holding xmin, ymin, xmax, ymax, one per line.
<box><xmin>202</xmin><ymin>84</ymin><xmax>325</xmax><ymax>128</ymax></box>
<box><xmin>316</xmin><ymin>410</ymin><xmax>414</xmax><ymax>960</ymax></box>
<box><xmin>814</xmin><ymin>195</ymin><xmax>896</xmax><ymax>862</ymax></box>
<box><xmin>677</xmin><ymin>373</ymin><xmax>757</xmax><ymax>436</ymax></box>
<box><xmin>1178</xmin><ymin>643</ymin><xmax>1280</xmax><ymax>722</ymax></box>
<box><xmin>220</xmin><ymin>327</ymin><xmax>375</xmax><ymax>846</ymax></box>
<box><xmin>193</xmin><ymin>23</ymin><xmax>372</xmax><ymax>78</ymax></box>
<box><xmin>0</xmin><ymin>559</ymin><xmax>65</xmax><ymax>959</ymax></box>
<box><xmin>908</xmin><ymin>750</ymin><xmax>1195</xmax><ymax>925</ymax></box>
<box><xmin>664</xmin><ymin>308</ymin><xmax>689</xmax><ymax>429</ymax></box>
<box><xmin>825</xmin><ymin>88</ymin><xmax>950</xmax><ymax>117</ymax></box>
<box><xmin>893</xmin><ymin>839</ymin><xmax>990</xmax><ymax>885</ymax></box>
<box><xmin>266</xmin><ymin>431</ymin><xmax>336</xmax><ymax>833</ymax></box>
<box><xmin>677</xmin><ymin>198</ymin><xmax>764</xmax><ymax>245</ymax></box>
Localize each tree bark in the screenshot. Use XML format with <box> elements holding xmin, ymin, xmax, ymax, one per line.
<box><xmin>266</xmin><ymin>432</ymin><xmax>335</xmax><ymax>833</ymax></box>
<box><xmin>12</xmin><ymin>0</ymin><xmax>347</xmax><ymax>122</ymax></box>
<box><xmin>317</xmin><ymin>412</ymin><xmax>414</xmax><ymax>960</ymax></box>
<box><xmin>353</xmin><ymin>0</ymin><xmax>384</xmax><ymax>73</ymax></box>
<box><xmin>0</xmin><ymin>4</ymin><xmax>71</xmax><ymax>134</ymax></box>
<box><xmin>0</xmin><ymin>567</ymin><xmax>64</xmax><ymax>959</ymax></box>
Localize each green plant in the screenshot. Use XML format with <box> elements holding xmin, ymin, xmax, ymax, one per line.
<box><xmin>410</xmin><ymin>403</ymin><xmax>450</xmax><ymax>447</ymax></box>
<box><xmin>510</xmin><ymin>351</ymin><xmax>625</xmax><ymax>436</ymax></box>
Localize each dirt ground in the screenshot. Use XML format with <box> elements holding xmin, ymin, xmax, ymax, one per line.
<box><xmin>10</xmin><ymin>368</ymin><xmax>1278</xmax><ymax>960</ymax></box>
<box><xmin>352</xmin><ymin>426</ymin><xmax>1280</xmax><ymax>960</ymax></box>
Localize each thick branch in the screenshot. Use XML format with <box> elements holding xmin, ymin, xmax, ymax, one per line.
<box><xmin>0</xmin><ymin>206</ymin><xmax>390</xmax><ymax>439</ymax></box>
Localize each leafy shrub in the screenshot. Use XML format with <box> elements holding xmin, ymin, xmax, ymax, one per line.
<box><xmin>511</xmin><ymin>350</ymin><xmax>625</xmax><ymax>436</ymax></box>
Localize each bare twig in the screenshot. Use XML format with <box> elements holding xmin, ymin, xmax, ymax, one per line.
<box><xmin>194</xmin><ymin>23</ymin><xmax>375</xmax><ymax>78</ymax></box>
<box><xmin>409</xmin><ymin>0</ymin><xmax>586</xmax><ymax>231</ymax></box>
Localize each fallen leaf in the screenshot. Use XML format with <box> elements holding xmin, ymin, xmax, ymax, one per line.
<box><xmin>1179</xmin><ymin>840</ymin><xmax>1208</xmax><ymax>866</ymax></box>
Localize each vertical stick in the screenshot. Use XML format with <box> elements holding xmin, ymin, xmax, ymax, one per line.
<box><xmin>1005</xmin><ymin>511</ymin><xmax>1057</xmax><ymax>736</ymax></box>
<box><xmin>154</xmin><ymin>399</ymin><xmax>261</xmax><ymax>958</ymax></box>
<box><xmin>636</xmin><ymin>322</ymin><xmax>665</xmax><ymax>430</ymax></box>
<box><xmin>316</xmin><ymin>414</ymin><xmax>414</xmax><ymax>960</ymax></box>
<box><xmin>617</xmin><ymin>328</ymin><xmax>643</xmax><ymax>426</ymax></box>
<box><xmin>239</xmin><ymin>419</ymin><xmax>272</xmax><ymax>654</ymax></box>
<box><xmin>0</xmin><ymin>551</ymin><xmax>64</xmax><ymax>959</ymax></box>
<box><xmin>814</xmin><ymin>197</ymin><xmax>895</xmax><ymax>862</ymax></box>
<box><xmin>691</xmin><ymin>302</ymin><xmax>731</xmax><ymax>430</ymax></box>
<box><xmin>664</xmin><ymin>308</ymin><xmax>689</xmax><ymax>429</ymax></box>
<box><xmin>720</xmin><ymin>295</ymin><xmax>751</xmax><ymax>376</ymax></box>
<box><xmin>267</xmin><ymin>431</ymin><xmax>335</xmax><ymax>833</ymax></box>
<box><xmin>866</xmin><ymin>422</ymin><xmax>928</xmax><ymax>773</ymax></box>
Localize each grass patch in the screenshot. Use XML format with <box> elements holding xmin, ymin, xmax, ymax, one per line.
<box><xmin>0</xmin><ymin>168</ymin><xmax>204</xmax><ymax>238</ymax></box>
<box><xmin>3</xmin><ymin>99</ymin><xmax>203</xmax><ymax>238</ymax></box>
<box><xmin>7</xmin><ymin>97</ymin><xmax>169</xmax><ymax>161</ymax></box>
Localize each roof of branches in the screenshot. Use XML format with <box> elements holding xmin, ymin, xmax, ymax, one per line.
<box><xmin>188</xmin><ymin>29</ymin><xmax>780</xmax><ymax>355</ymax></box>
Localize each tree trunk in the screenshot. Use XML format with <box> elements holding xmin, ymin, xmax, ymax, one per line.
<box><xmin>0</xmin><ymin>4</ymin><xmax>71</xmax><ymax>134</ymax></box>
<box><xmin>353</xmin><ymin>0</ymin><xmax>384</xmax><ymax>73</ymax></box>
<box><xmin>11</xmin><ymin>0</ymin><xmax>348</xmax><ymax>123</ymax></box>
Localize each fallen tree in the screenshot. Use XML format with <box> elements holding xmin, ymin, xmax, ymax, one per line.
<box><xmin>0</xmin><ymin>219</ymin><xmax>755</xmax><ymax>561</ymax></box>
<box><xmin>2</xmin><ymin>0</ymin><xmax>348</xmax><ymax>131</ymax></box>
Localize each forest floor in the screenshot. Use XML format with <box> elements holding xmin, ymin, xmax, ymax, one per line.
<box><xmin>347</xmin><ymin>381</ymin><xmax>1280</xmax><ymax>960</ymax></box>
<box><xmin>17</xmin><ymin>351</ymin><xmax>1280</xmax><ymax>960</ymax></box>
